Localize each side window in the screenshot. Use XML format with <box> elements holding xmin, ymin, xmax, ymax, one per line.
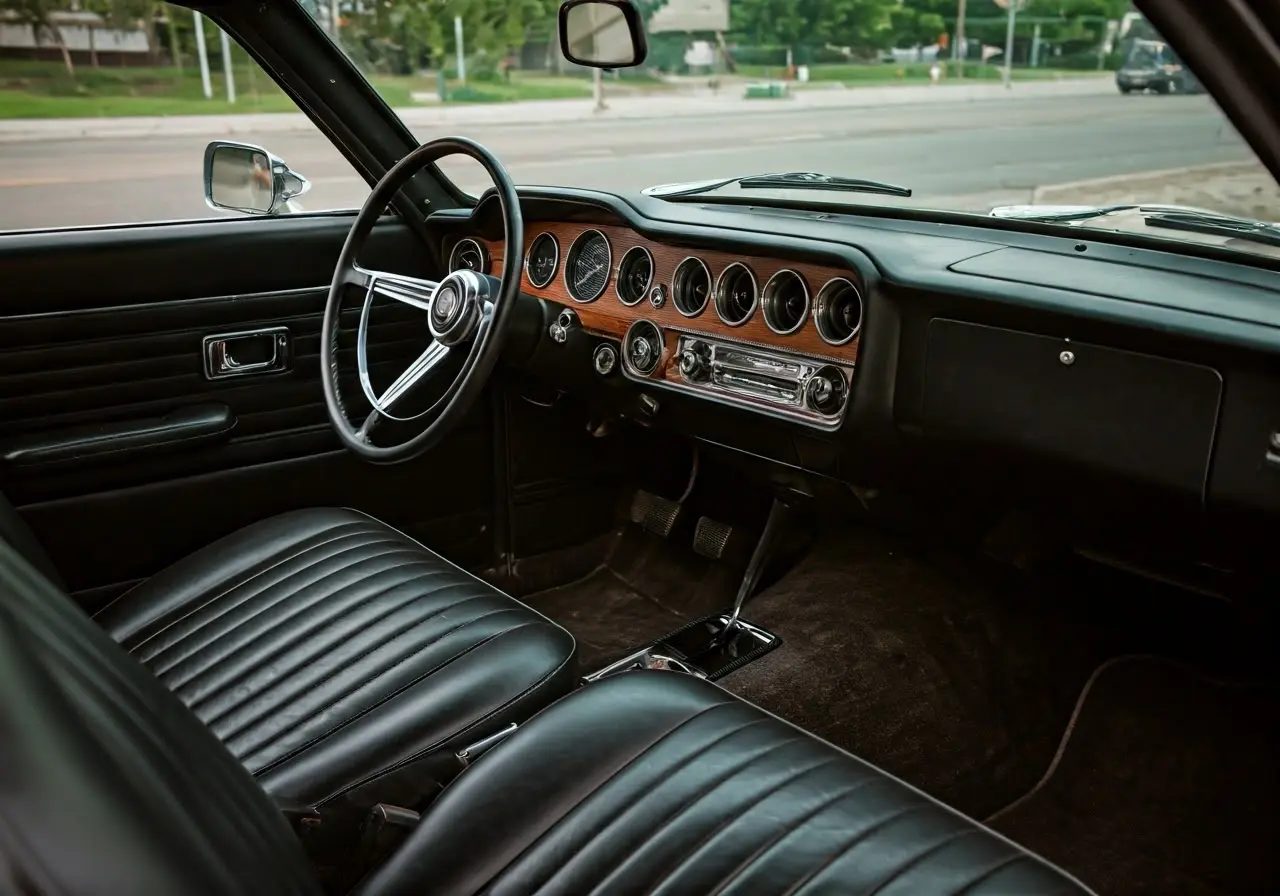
<box><xmin>0</xmin><ymin>4</ymin><xmax>370</xmax><ymax>231</ymax></box>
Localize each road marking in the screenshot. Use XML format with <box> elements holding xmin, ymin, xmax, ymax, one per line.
<box><xmin>755</xmin><ymin>133</ymin><xmax>826</xmax><ymax>144</ymax></box>
<box><xmin>0</xmin><ymin>176</ymin><xmax>72</xmax><ymax>188</ymax></box>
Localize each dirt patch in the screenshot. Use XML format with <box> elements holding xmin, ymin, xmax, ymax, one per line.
<box><xmin>1034</xmin><ymin>161</ymin><xmax>1280</xmax><ymax>221</ymax></box>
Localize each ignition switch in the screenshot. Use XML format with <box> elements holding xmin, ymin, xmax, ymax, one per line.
<box><xmin>549</xmin><ymin>308</ymin><xmax>578</xmax><ymax>344</ymax></box>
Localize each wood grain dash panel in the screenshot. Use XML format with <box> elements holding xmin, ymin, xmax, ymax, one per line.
<box><xmin>478</xmin><ymin>222</ymin><xmax>861</xmax><ymax>365</ymax></box>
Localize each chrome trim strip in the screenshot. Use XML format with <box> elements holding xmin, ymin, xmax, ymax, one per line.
<box><xmin>615</xmin><ymin>245</ymin><xmax>654</xmax><ymax>306</ymax></box>
<box><xmin>564</xmin><ymin>228</ymin><xmax>613</xmax><ymax>303</ymax></box>
<box><xmin>814</xmin><ymin>277</ymin><xmax>863</xmax><ymax>347</ymax></box>
<box><xmin>761</xmin><ymin>269</ymin><xmax>811</xmax><ymax>336</ymax></box>
<box><xmin>524</xmin><ymin>232</ymin><xmax>560</xmax><ymax>288</ymax></box>
<box><xmin>672</xmin><ymin>256</ymin><xmax>711</xmax><ymax>318</ymax></box>
<box><xmin>714</xmin><ymin>261</ymin><xmax>759</xmax><ymax>328</ymax></box>
<box><xmin>448</xmin><ymin>237</ymin><xmax>488</xmax><ymax>275</ymax></box>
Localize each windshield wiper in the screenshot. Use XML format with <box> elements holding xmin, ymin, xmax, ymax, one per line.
<box><xmin>996</xmin><ymin>203</ymin><xmax>1141</xmax><ymax>223</ymax></box>
<box><xmin>647</xmin><ymin>172</ymin><xmax>912</xmax><ymax>199</ymax></box>
<box><xmin>1141</xmin><ymin>210</ymin><xmax>1280</xmax><ymax>249</ymax></box>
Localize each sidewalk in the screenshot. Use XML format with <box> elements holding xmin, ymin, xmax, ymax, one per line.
<box><xmin>0</xmin><ymin>77</ymin><xmax>1114</xmax><ymax>143</ymax></box>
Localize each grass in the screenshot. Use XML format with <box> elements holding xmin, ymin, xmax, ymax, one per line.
<box><xmin>0</xmin><ymin>59</ymin><xmax>596</xmax><ymax>117</ymax></box>
<box><xmin>735</xmin><ymin>61</ymin><xmax>1111</xmax><ymax>85</ymax></box>
<box><xmin>0</xmin><ymin>58</ymin><xmax>1107</xmax><ymax>118</ymax></box>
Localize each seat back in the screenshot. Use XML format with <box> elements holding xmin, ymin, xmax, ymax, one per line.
<box><xmin>0</xmin><ymin>540</ymin><xmax>319</xmax><ymax>895</ymax></box>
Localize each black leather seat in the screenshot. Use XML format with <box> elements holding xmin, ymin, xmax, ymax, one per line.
<box><xmin>31</xmin><ymin>506</ymin><xmax>578</xmax><ymax>808</ymax></box>
<box><xmin>360</xmin><ymin>671</ymin><xmax>1097</xmax><ymax>896</ymax></box>
<box><xmin>0</xmin><ymin>539</ymin><xmax>1092</xmax><ymax>895</ymax></box>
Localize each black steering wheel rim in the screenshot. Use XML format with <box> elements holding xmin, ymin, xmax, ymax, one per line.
<box><xmin>320</xmin><ymin>136</ymin><xmax>523</xmax><ymax>464</ymax></box>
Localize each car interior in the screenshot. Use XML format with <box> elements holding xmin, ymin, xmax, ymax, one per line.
<box><xmin>0</xmin><ymin>0</ymin><xmax>1276</xmax><ymax>893</ymax></box>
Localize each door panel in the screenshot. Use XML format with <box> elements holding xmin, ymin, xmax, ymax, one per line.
<box><xmin>0</xmin><ymin>214</ymin><xmax>492</xmax><ymax>605</ymax></box>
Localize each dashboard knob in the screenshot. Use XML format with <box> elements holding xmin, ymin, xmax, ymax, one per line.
<box><xmin>678</xmin><ymin>341</ymin><xmax>711</xmax><ymax>381</ymax></box>
<box><xmin>630</xmin><ymin>337</ymin><xmax>653</xmax><ymax>369</ymax></box>
<box><xmin>593</xmin><ymin>344</ymin><xmax>617</xmax><ymax>376</ymax></box>
<box><xmin>805</xmin><ymin>366</ymin><xmax>847</xmax><ymax>415</ymax></box>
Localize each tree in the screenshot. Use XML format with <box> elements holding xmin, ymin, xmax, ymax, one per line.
<box><xmin>0</xmin><ymin>0</ymin><xmax>76</xmax><ymax>77</ymax></box>
<box><xmin>731</xmin><ymin>0</ymin><xmax>902</xmax><ymax>55</ymax></box>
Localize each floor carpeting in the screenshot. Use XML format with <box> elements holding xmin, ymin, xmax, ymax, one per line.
<box><xmin>516</xmin><ymin>522</ymin><xmax>1276</xmax><ymax>894</ymax></box>
<box><xmin>720</xmin><ymin>528</ymin><xmax>1104</xmax><ymax>820</ymax></box>
<box><xmin>521</xmin><ymin>526</ymin><xmax>738</xmax><ymax>670</ymax></box>
<box><xmin>987</xmin><ymin>656</ymin><xmax>1279</xmax><ymax>896</ymax></box>
<box><xmin>521</xmin><ymin>568</ymin><xmax>687</xmax><ymax>669</ymax></box>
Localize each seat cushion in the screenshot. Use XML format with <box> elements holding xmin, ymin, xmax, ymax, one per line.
<box><xmin>94</xmin><ymin>507</ymin><xmax>577</xmax><ymax>807</ymax></box>
<box><xmin>359</xmin><ymin>671</ymin><xmax>1096</xmax><ymax>896</ymax></box>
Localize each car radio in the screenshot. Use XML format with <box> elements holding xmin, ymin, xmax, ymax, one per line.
<box><xmin>620</xmin><ymin>320</ymin><xmax>851</xmax><ymax>428</ymax></box>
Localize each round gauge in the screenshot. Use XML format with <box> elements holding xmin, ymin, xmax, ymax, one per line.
<box><xmin>449</xmin><ymin>238</ymin><xmax>489</xmax><ymax>274</ymax></box>
<box><xmin>526</xmin><ymin>232</ymin><xmax>559</xmax><ymax>288</ymax></box>
<box><xmin>564</xmin><ymin>229</ymin><xmax>612</xmax><ymax>303</ymax></box>
<box><xmin>615</xmin><ymin>246</ymin><xmax>654</xmax><ymax>306</ymax></box>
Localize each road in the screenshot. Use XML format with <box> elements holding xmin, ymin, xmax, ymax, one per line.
<box><xmin>0</xmin><ymin>92</ymin><xmax>1253</xmax><ymax>231</ymax></box>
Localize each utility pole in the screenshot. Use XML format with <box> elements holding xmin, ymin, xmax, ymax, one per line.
<box><xmin>955</xmin><ymin>0</ymin><xmax>967</xmax><ymax>79</ymax></box>
<box><xmin>454</xmin><ymin>16</ymin><xmax>466</xmax><ymax>83</ymax></box>
<box><xmin>193</xmin><ymin>10</ymin><xmax>212</xmax><ymax>100</ymax></box>
<box><xmin>1002</xmin><ymin>0</ymin><xmax>1017</xmax><ymax>88</ymax></box>
<box><xmin>219</xmin><ymin>28</ymin><xmax>236</xmax><ymax>103</ymax></box>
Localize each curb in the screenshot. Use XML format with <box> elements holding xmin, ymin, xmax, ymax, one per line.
<box><xmin>1032</xmin><ymin>161</ymin><xmax>1261</xmax><ymax>202</ymax></box>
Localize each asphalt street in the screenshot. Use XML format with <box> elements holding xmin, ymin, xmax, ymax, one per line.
<box><xmin>0</xmin><ymin>92</ymin><xmax>1252</xmax><ymax>231</ymax></box>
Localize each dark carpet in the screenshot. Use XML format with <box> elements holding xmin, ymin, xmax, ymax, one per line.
<box><xmin>521</xmin><ymin>526</ymin><xmax>737</xmax><ymax>670</ymax></box>
<box><xmin>522</xmin><ymin>568</ymin><xmax>686</xmax><ymax>669</ymax></box>
<box><xmin>987</xmin><ymin>656</ymin><xmax>1280</xmax><ymax>896</ymax></box>
<box><xmin>720</xmin><ymin>528</ymin><xmax>1103</xmax><ymax>820</ymax></box>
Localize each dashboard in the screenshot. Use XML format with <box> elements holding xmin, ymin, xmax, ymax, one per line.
<box><xmin>446</xmin><ymin>223</ymin><xmax>862</xmax><ymax>429</ymax></box>
<box><xmin>428</xmin><ymin>187</ymin><xmax>1280</xmax><ymax>571</ymax></box>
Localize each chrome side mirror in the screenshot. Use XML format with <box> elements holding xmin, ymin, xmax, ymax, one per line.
<box><xmin>203</xmin><ymin>140</ymin><xmax>310</xmax><ymax>216</ymax></box>
<box><xmin>558</xmin><ymin>0</ymin><xmax>648</xmax><ymax>69</ymax></box>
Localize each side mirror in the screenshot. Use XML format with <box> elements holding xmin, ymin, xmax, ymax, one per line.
<box><xmin>203</xmin><ymin>140</ymin><xmax>311</xmax><ymax>216</ymax></box>
<box><xmin>558</xmin><ymin>0</ymin><xmax>648</xmax><ymax>69</ymax></box>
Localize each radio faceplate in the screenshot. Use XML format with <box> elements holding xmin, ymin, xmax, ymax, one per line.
<box><xmin>620</xmin><ymin>320</ymin><xmax>851</xmax><ymax>428</ymax></box>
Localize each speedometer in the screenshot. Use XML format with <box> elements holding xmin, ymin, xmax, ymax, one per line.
<box><xmin>526</xmin><ymin>232</ymin><xmax>559</xmax><ymax>288</ymax></box>
<box><xmin>449</xmin><ymin>238</ymin><xmax>489</xmax><ymax>274</ymax></box>
<box><xmin>565</xmin><ymin>229</ymin><xmax>612</xmax><ymax>303</ymax></box>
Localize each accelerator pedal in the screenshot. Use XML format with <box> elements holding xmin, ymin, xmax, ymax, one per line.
<box><xmin>630</xmin><ymin>489</ymin><xmax>682</xmax><ymax>538</ymax></box>
<box><xmin>693</xmin><ymin>516</ymin><xmax>734</xmax><ymax>560</ymax></box>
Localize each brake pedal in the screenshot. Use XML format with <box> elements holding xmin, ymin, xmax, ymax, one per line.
<box><xmin>630</xmin><ymin>489</ymin><xmax>682</xmax><ymax>537</ymax></box>
<box><xmin>693</xmin><ymin>516</ymin><xmax>733</xmax><ymax>560</ymax></box>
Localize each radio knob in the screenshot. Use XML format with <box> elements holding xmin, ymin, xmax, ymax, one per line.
<box><xmin>679</xmin><ymin>342</ymin><xmax>711</xmax><ymax>381</ymax></box>
<box><xmin>805</xmin><ymin>367</ymin><xmax>847</xmax><ymax>415</ymax></box>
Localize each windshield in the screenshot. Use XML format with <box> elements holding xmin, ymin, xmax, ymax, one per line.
<box><xmin>1</xmin><ymin>1</ymin><xmax>1275</xmax><ymax>262</ymax></box>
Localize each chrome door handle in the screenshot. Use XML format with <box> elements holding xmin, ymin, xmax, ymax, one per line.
<box><xmin>203</xmin><ymin>327</ymin><xmax>290</xmax><ymax>380</ymax></box>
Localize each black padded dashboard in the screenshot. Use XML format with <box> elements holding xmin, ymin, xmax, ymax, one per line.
<box><xmin>429</xmin><ymin>187</ymin><xmax>1280</xmax><ymax>559</ymax></box>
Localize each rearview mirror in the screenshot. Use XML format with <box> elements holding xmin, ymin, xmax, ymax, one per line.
<box><xmin>558</xmin><ymin>0</ymin><xmax>648</xmax><ymax>69</ymax></box>
<box><xmin>203</xmin><ymin>141</ymin><xmax>310</xmax><ymax>216</ymax></box>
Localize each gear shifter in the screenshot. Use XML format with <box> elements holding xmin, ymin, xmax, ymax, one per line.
<box><xmin>711</xmin><ymin>497</ymin><xmax>790</xmax><ymax>650</ymax></box>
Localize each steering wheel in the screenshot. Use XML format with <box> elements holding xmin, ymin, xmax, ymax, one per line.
<box><xmin>320</xmin><ymin>137</ymin><xmax>523</xmax><ymax>464</ymax></box>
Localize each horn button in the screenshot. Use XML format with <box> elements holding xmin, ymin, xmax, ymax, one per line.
<box><xmin>429</xmin><ymin>269</ymin><xmax>486</xmax><ymax>346</ymax></box>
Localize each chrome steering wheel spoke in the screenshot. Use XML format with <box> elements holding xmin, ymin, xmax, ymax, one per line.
<box><xmin>352</xmin><ymin>265</ymin><xmax>439</xmax><ymax>313</ymax></box>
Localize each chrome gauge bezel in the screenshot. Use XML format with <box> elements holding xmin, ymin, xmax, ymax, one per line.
<box><xmin>622</xmin><ymin>319</ymin><xmax>663</xmax><ymax>377</ymax></box>
<box><xmin>448</xmin><ymin>237</ymin><xmax>489</xmax><ymax>275</ymax></box>
<box><xmin>761</xmin><ymin>269</ymin><xmax>811</xmax><ymax>336</ymax></box>
<box><xmin>615</xmin><ymin>245</ymin><xmax>655</xmax><ymax>307</ymax></box>
<box><xmin>525</xmin><ymin>232</ymin><xmax>560</xmax><ymax>289</ymax></box>
<box><xmin>714</xmin><ymin>262</ymin><xmax>759</xmax><ymax>328</ymax></box>
<box><xmin>564</xmin><ymin>229</ymin><xmax>613</xmax><ymax>303</ymax></box>
<box><xmin>814</xmin><ymin>277</ymin><xmax>864</xmax><ymax>346</ymax></box>
<box><xmin>672</xmin><ymin>256</ymin><xmax>711</xmax><ymax>318</ymax></box>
